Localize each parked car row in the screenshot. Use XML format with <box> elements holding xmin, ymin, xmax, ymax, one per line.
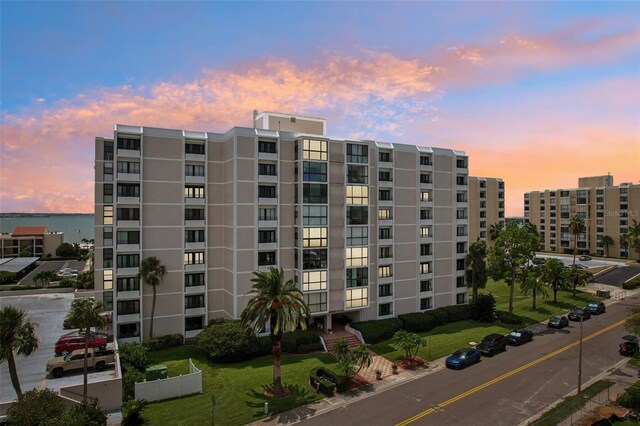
<box><xmin>447</xmin><ymin>301</ymin><xmax>608</xmax><ymax>370</ymax></box>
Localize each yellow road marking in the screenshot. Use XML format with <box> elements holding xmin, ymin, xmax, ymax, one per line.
<box><xmin>396</xmin><ymin>319</ymin><xmax>626</xmax><ymax>426</ymax></box>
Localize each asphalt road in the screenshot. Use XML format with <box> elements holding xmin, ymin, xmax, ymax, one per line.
<box><xmin>300</xmin><ymin>295</ymin><xmax>640</xmax><ymax>426</ymax></box>
<box><xmin>595</xmin><ymin>264</ymin><xmax>640</xmax><ymax>287</ymax></box>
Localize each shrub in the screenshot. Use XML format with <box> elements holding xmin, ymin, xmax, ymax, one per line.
<box><xmin>58</xmin><ymin>277</ymin><xmax>76</xmax><ymax>288</ymax></box>
<box><xmin>441</xmin><ymin>305</ymin><xmax>472</xmax><ymax>322</ymax></box>
<box><xmin>350</xmin><ymin>318</ymin><xmax>402</xmax><ymax>343</ymax></box>
<box><xmin>623</xmin><ymin>277</ymin><xmax>640</xmax><ymax>290</ymax></box>
<box><xmin>497</xmin><ymin>310</ymin><xmax>521</xmax><ymax>325</ymax></box>
<box><xmin>256</xmin><ymin>335</ymin><xmax>272</xmax><ymax>356</ymax></box>
<box><xmin>398</xmin><ymin>312</ymin><xmax>436</xmax><ymax>332</ymax></box>
<box><xmin>432</xmin><ymin>308</ymin><xmax>448</xmax><ymax>326</ymax></box>
<box><xmin>471</xmin><ymin>293</ymin><xmax>497</xmax><ymax>322</ymax></box>
<box><xmin>7</xmin><ymin>388</ymin><xmax>65</xmax><ymax>426</ymax></box>
<box><xmin>121</xmin><ymin>399</ymin><xmax>149</xmax><ymax>426</ymax></box>
<box><xmin>54</xmin><ymin>398</ymin><xmax>107</xmax><ymax>426</ymax></box>
<box><xmin>297</xmin><ymin>342</ymin><xmax>324</xmax><ymax>353</ymax></box>
<box><xmin>143</xmin><ymin>334</ymin><xmax>183</xmax><ymax>352</ymax></box>
<box><xmin>119</xmin><ymin>343</ymin><xmax>148</xmax><ymax>373</ymax></box>
<box><xmin>0</xmin><ymin>271</ymin><xmax>17</xmax><ymax>285</ymax></box>
<box><xmin>309</xmin><ymin>367</ymin><xmax>347</xmax><ymax>395</ymax></box>
<box><xmin>122</xmin><ymin>367</ymin><xmax>145</xmax><ymax>402</ymax></box>
<box><xmin>281</xmin><ymin>329</ymin><xmax>321</xmax><ymax>353</ymax></box>
<box><xmin>196</xmin><ymin>319</ymin><xmax>258</xmax><ymax>362</ymax></box>
<box><xmin>617</xmin><ymin>381</ymin><xmax>640</xmax><ymax>410</ymax></box>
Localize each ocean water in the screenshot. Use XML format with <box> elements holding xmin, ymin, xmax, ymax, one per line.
<box><xmin>0</xmin><ymin>214</ymin><xmax>94</xmax><ymax>243</ymax></box>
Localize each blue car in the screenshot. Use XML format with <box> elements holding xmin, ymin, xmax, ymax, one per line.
<box><xmin>445</xmin><ymin>348</ymin><xmax>481</xmax><ymax>370</ymax></box>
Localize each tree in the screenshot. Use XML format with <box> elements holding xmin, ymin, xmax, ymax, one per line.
<box><xmin>6</xmin><ymin>388</ymin><xmax>65</xmax><ymax>426</ymax></box>
<box><xmin>137</xmin><ymin>256</ymin><xmax>167</xmax><ymax>338</ymax></box>
<box><xmin>488</xmin><ymin>223</ymin><xmax>539</xmax><ymax>314</ymax></box>
<box><xmin>539</xmin><ymin>259</ymin><xmax>570</xmax><ymax>303</ymax></box>
<box><xmin>600</xmin><ymin>235</ymin><xmax>614</xmax><ymax>258</ymax></box>
<box><xmin>392</xmin><ymin>330</ymin><xmax>426</xmax><ymax>361</ymax></box>
<box><xmin>489</xmin><ymin>222</ymin><xmax>504</xmax><ymax>241</ymax></box>
<box><xmin>625</xmin><ymin>307</ymin><xmax>640</xmax><ymax>337</ymax></box>
<box><xmin>32</xmin><ymin>270</ymin><xmax>58</xmax><ymax>287</ymax></box>
<box><xmin>620</xmin><ymin>233</ymin><xmax>630</xmax><ymax>258</ymax></box>
<box><xmin>0</xmin><ymin>305</ymin><xmax>39</xmax><ymax>426</ymax></box>
<box><xmin>56</xmin><ymin>242</ymin><xmax>77</xmax><ymax>258</ymax></box>
<box><xmin>569</xmin><ymin>266</ymin><xmax>593</xmax><ymax>297</ymax></box>
<box><xmin>627</xmin><ymin>220</ymin><xmax>640</xmax><ymax>262</ymax></box>
<box><xmin>66</xmin><ymin>298</ymin><xmax>105</xmax><ymax>402</ymax></box>
<box><xmin>569</xmin><ymin>214</ymin><xmax>586</xmax><ymax>265</ymax></box>
<box><xmin>332</xmin><ymin>338</ymin><xmax>373</xmax><ymax>381</ymax></box>
<box><xmin>520</xmin><ymin>267</ymin><xmax>548</xmax><ymax>309</ymax></box>
<box><xmin>0</xmin><ymin>271</ymin><xmax>17</xmax><ymax>285</ymax></box>
<box><xmin>465</xmin><ymin>239</ymin><xmax>487</xmax><ymax>304</ymax></box>
<box><xmin>240</xmin><ymin>267</ymin><xmax>311</xmax><ymax>396</ymax></box>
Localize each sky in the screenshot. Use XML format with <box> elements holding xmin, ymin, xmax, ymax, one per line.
<box><xmin>1</xmin><ymin>2</ymin><xmax>639</xmax><ymax>216</ymax></box>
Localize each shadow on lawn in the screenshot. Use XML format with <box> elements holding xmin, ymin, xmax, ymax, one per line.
<box><xmin>246</xmin><ymin>383</ymin><xmax>318</xmax><ymax>423</ymax></box>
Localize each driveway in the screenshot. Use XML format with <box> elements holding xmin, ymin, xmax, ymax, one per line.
<box><xmin>19</xmin><ymin>260</ymin><xmax>86</xmax><ymax>286</ymax></box>
<box><xmin>537</xmin><ymin>254</ymin><xmax>627</xmax><ymax>269</ymax></box>
<box><xmin>595</xmin><ymin>264</ymin><xmax>640</xmax><ymax>287</ymax></box>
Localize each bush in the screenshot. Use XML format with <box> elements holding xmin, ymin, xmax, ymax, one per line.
<box><xmin>55</xmin><ymin>243</ymin><xmax>77</xmax><ymax>258</ymax></box>
<box><xmin>281</xmin><ymin>329</ymin><xmax>321</xmax><ymax>353</ymax></box>
<box><xmin>58</xmin><ymin>277</ymin><xmax>76</xmax><ymax>288</ymax></box>
<box><xmin>497</xmin><ymin>310</ymin><xmax>522</xmax><ymax>325</ymax></box>
<box><xmin>440</xmin><ymin>305</ymin><xmax>472</xmax><ymax>322</ymax></box>
<box><xmin>256</xmin><ymin>335</ymin><xmax>272</xmax><ymax>356</ymax></box>
<box><xmin>623</xmin><ymin>277</ymin><xmax>640</xmax><ymax>290</ymax></box>
<box><xmin>0</xmin><ymin>271</ymin><xmax>17</xmax><ymax>285</ymax></box>
<box><xmin>121</xmin><ymin>399</ymin><xmax>149</xmax><ymax>426</ymax></box>
<box><xmin>398</xmin><ymin>312</ymin><xmax>436</xmax><ymax>332</ymax></box>
<box><xmin>54</xmin><ymin>398</ymin><xmax>107</xmax><ymax>426</ymax></box>
<box><xmin>617</xmin><ymin>381</ymin><xmax>640</xmax><ymax>410</ymax></box>
<box><xmin>7</xmin><ymin>388</ymin><xmax>65</xmax><ymax>426</ymax></box>
<box><xmin>309</xmin><ymin>367</ymin><xmax>347</xmax><ymax>395</ymax></box>
<box><xmin>432</xmin><ymin>308</ymin><xmax>449</xmax><ymax>326</ymax></box>
<box><xmin>142</xmin><ymin>334</ymin><xmax>183</xmax><ymax>352</ymax></box>
<box><xmin>297</xmin><ymin>342</ymin><xmax>324</xmax><ymax>353</ymax></box>
<box><xmin>196</xmin><ymin>319</ymin><xmax>258</xmax><ymax>362</ymax></box>
<box><xmin>471</xmin><ymin>293</ymin><xmax>497</xmax><ymax>322</ymax></box>
<box><xmin>350</xmin><ymin>318</ymin><xmax>403</xmax><ymax>344</ymax></box>
<box><xmin>119</xmin><ymin>343</ymin><xmax>148</xmax><ymax>373</ymax></box>
<box><xmin>122</xmin><ymin>367</ymin><xmax>145</xmax><ymax>402</ymax></box>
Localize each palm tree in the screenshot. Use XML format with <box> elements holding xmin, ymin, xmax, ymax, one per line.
<box><xmin>67</xmin><ymin>298</ymin><xmax>105</xmax><ymax>402</ymax></box>
<box><xmin>332</xmin><ymin>338</ymin><xmax>372</xmax><ymax>381</ymax></box>
<box><xmin>0</xmin><ymin>306</ymin><xmax>39</xmax><ymax>425</ymax></box>
<box><xmin>600</xmin><ymin>235</ymin><xmax>614</xmax><ymax>258</ymax></box>
<box><xmin>570</xmin><ymin>266</ymin><xmax>593</xmax><ymax>296</ymax></box>
<box><xmin>392</xmin><ymin>330</ymin><xmax>426</xmax><ymax>361</ymax></box>
<box><xmin>489</xmin><ymin>222</ymin><xmax>504</xmax><ymax>241</ymax></box>
<box><xmin>137</xmin><ymin>256</ymin><xmax>167</xmax><ymax>338</ymax></box>
<box><xmin>465</xmin><ymin>240</ymin><xmax>487</xmax><ymax>304</ymax></box>
<box><xmin>620</xmin><ymin>233</ymin><xmax>630</xmax><ymax>259</ymax></box>
<box><xmin>628</xmin><ymin>220</ymin><xmax>640</xmax><ymax>262</ymax></box>
<box><xmin>240</xmin><ymin>267</ymin><xmax>310</xmax><ymax>396</ymax></box>
<box><xmin>520</xmin><ymin>268</ymin><xmax>549</xmax><ymax>309</ymax></box>
<box><xmin>569</xmin><ymin>214</ymin><xmax>586</xmax><ymax>265</ymax></box>
<box><xmin>540</xmin><ymin>259</ymin><xmax>569</xmax><ymax>303</ymax></box>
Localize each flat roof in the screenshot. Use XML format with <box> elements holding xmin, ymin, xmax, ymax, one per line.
<box><xmin>0</xmin><ymin>257</ymin><xmax>39</xmax><ymax>273</ymax></box>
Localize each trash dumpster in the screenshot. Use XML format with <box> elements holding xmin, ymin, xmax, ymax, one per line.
<box><xmin>145</xmin><ymin>365</ymin><xmax>168</xmax><ymax>381</ymax></box>
<box><xmin>596</xmin><ymin>290</ymin><xmax>610</xmax><ymax>299</ymax></box>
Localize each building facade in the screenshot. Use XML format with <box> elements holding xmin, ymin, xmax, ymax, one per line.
<box><xmin>468</xmin><ymin>177</ymin><xmax>505</xmax><ymax>244</ymax></box>
<box><xmin>0</xmin><ymin>226</ymin><xmax>63</xmax><ymax>258</ymax></box>
<box><xmin>94</xmin><ymin>112</ymin><xmax>470</xmax><ymax>342</ymax></box>
<box><xmin>524</xmin><ymin>175</ymin><xmax>640</xmax><ymax>257</ymax></box>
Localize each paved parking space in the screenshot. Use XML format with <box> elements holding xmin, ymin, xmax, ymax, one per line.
<box><xmin>537</xmin><ymin>254</ymin><xmax>626</xmax><ymax>269</ymax></box>
<box><xmin>18</xmin><ymin>260</ymin><xmax>86</xmax><ymax>286</ymax></box>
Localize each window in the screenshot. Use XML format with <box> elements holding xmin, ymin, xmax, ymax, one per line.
<box><xmin>104</xmin><ymin>140</ymin><xmax>113</xmax><ymax>160</ymax></box>
<box><xmin>103</xmin><ymin>206</ymin><xmax>113</xmax><ymax>225</ymax></box>
<box><xmin>117</xmin><ymin>161</ymin><xmax>140</xmax><ymax>174</ymax></box>
<box><xmin>185</xmin><ymin>143</ymin><xmax>205</xmax><ymax>155</ymax></box>
<box><xmin>258</xmin><ymin>251</ymin><xmax>277</xmax><ymax>266</ymax></box>
<box><xmin>117</xmin><ymin>208</ymin><xmax>139</xmax><ymax>221</ymax></box>
<box><xmin>103</xmin><ymin>184</ymin><xmax>113</xmax><ymax>203</ymax></box>
<box><xmin>259</xmin><ymin>163</ymin><xmax>277</xmax><ymax>176</ymax></box>
<box><xmin>103</xmin><ymin>291</ymin><xmax>113</xmax><ymax>310</ymax></box>
<box><xmin>379</xmin><ymin>152</ymin><xmax>392</xmax><ymax>162</ymax></box>
<box><xmin>303</xmin><ymin>162</ymin><xmax>326</xmax><ymax>182</ymax></box>
<box><xmin>346</xmin><ymin>287</ymin><xmax>368</xmax><ymax>308</ymax></box>
<box><xmin>420</xmin><ymin>298</ymin><xmax>432</xmax><ymax>311</ymax></box>
<box><xmin>185</xmin><ymin>295</ymin><xmax>205</xmax><ymax>309</ymax></box>
<box><xmin>303</xmin><ymin>139</ymin><xmax>327</xmax><ymax>161</ymax></box>
<box><xmin>379</xmin><ymin>246</ymin><xmax>392</xmax><ymax>259</ymax></box>
<box><xmin>457</xmin><ymin>276</ymin><xmax>466</xmax><ymax>288</ymax></box>
<box><xmin>184</xmin><ymin>252</ymin><xmax>205</xmax><ymax>265</ymax></box>
<box><xmin>420</xmin><ymin>244</ymin><xmax>431</xmax><ymax>256</ymax></box>
<box><xmin>302</xmin><ymin>206</ymin><xmax>326</xmax><ymax>225</ymax></box>
<box><xmin>346</xmin><ymin>268</ymin><xmax>368</xmax><ymax>287</ymax></box>
<box><xmin>456</xmin><ymin>192</ymin><xmax>466</xmax><ymax>203</ymax></box>
<box><xmin>303</xmin><ymin>271</ymin><xmax>327</xmax><ymax>291</ymax></box>
<box><xmin>420</xmin><ymin>262</ymin><xmax>430</xmax><ymax>274</ymax></box>
<box><xmin>379</xmin><ymin>189</ymin><xmax>392</xmax><ymax>201</ymax></box>
<box><xmin>379</xmin><ymin>265</ymin><xmax>392</xmax><ymax>278</ymax></box>
<box><xmin>103</xmin><ymin>269</ymin><xmax>113</xmax><ymax>290</ymax></box>
<box><xmin>258</xmin><ymin>230</ymin><xmax>277</xmax><ymax>244</ymax></box>
<box><xmin>347</xmin><ymin>206</ymin><xmax>368</xmax><ymax>225</ymax></box>
<box><xmin>346</xmin><ymin>144</ymin><xmax>368</xmax><ymax>163</ymax></box>
<box><xmin>347</xmin><ymin>165</ymin><xmax>368</xmax><ymax>184</ymax></box>
<box><xmin>186</xmin><ymin>229</ymin><xmax>205</xmax><ymax>243</ymax></box>
<box><xmin>259</xmin><ymin>207</ymin><xmax>277</xmax><ymax>221</ymax></box>
<box><xmin>185</xmin><ymin>208</ymin><xmax>205</xmax><ymax>221</ymax></box>
<box><xmin>456</xmin><ymin>226</ymin><xmax>467</xmax><ymax>237</ymax></box>
<box><xmin>421</xmin><ymin>191</ymin><xmax>431</xmax><ymax>202</ymax></box>
<box><xmin>420</xmin><ymin>280</ymin><xmax>432</xmax><ymax>292</ymax></box>
<box><xmin>420</xmin><ymin>209</ymin><xmax>431</xmax><ymax>220</ymax></box>
<box><xmin>103</xmin><ymin>248</ymin><xmax>113</xmax><ymax>267</ymax></box>
<box><xmin>117</xmin><ymin>254</ymin><xmax>139</xmax><ymax>268</ymax></box>
<box><xmin>456</xmin><ymin>242</ymin><xmax>466</xmax><ymax>254</ymax></box>
<box><xmin>185</xmin><ymin>185</ymin><xmax>205</xmax><ymax>199</ymax></box>
<box><xmin>346</xmin><ymin>247</ymin><xmax>368</xmax><ymax>267</ymax></box>
<box><xmin>456</xmin><ymin>259</ymin><xmax>465</xmax><ymax>271</ymax></box>
<box><xmin>118</xmin><ymin>323</ymin><xmax>139</xmax><ymax>339</ymax></box>
<box><xmin>456</xmin><ymin>158</ymin><xmax>467</xmax><ymax>168</ymax></box>
<box><xmin>304</xmin><ymin>292</ymin><xmax>327</xmax><ymax>313</ymax></box>
<box><xmin>420</xmin><ymin>226</ymin><xmax>430</xmax><ymax>238</ymax></box>
<box><xmin>456</xmin><ymin>176</ymin><xmax>467</xmax><ymax>186</ymax></box>
<box><xmin>117</xmin><ymin>277</ymin><xmax>139</xmax><ymax>292</ymax></box>
<box><xmin>117</xmin><ymin>137</ymin><xmax>140</xmax><ymax>151</ymax></box>
<box><xmin>457</xmin><ymin>209</ymin><xmax>467</xmax><ymax>219</ymax></box>
<box><xmin>258</xmin><ymin>185</ymin><xmax>277</xmax><ymax>198</ymax></box>
<box><xmin>379</xmin><ymin>303</ymin><xmax>392</xmax><ymax>316</ymax></box>
<box><xmin>185</xmin><ymin>273</ymin><xmax>205</xmax><ymax>288</ymax></box>
<box><xmin>258</xmin><ymin>140</ymin><xmax>278</xmax><ymax>154</ymax></box>
<box><xmin>379</xmin><ymin>171</ymin><xmax>391</xmax><ymax>182</ymax></box>
<box><xmin>379</xmin><ymin>227</ymin><xmax>392</xmax><ymax>240</ymax></box>
<box><xmin>104</xmin><ymin>162</ymin><xmax>113</xmax><ymax>179</ymax></box>
<box><xmin>378</xmin><ymin>208</ymin><xmax>392</xmax><ymax>220</ymax></box>
<box><xmin>346</xmin><ymin>227</ymin><xmax>368</xmax><ymax>246</ymax></box>
<box><xmin>346</xmin><ymin>185</ymin><xmax>369</xmax><ymax>205</ymax></box>
<box><xmin>185</xmin><ymin>316</ymin><xmax>204</xmax><ymax>331</ymax></box>
<box><xmin>117</xmin><ymin>231</ymin><xmax>140</xmax><ymax>245</ymax></box>
<box><xmin>185</xmin><ymin>164</ymin><xmax>205</xmax><ymax>177</ymax></box>
<box><xmin>303</xmin><ymin>183</ymin><xmax>327</xmax><ymax>203</ymax></box>
<box><xmin>303</xmin><ymin>228</ymin><xmax>327</xmax><ymax>247</ymax></box>
<box><xmin>560</xmin><ymin>190</ymin><xmax>570</xmax><ymax>197</ymax></box>
<box><xmin>420</xmin><ymin>173</ymin><xmax>431</xmax><ymax>184</ymax></box>
<box><xmin>117</xmin><ymin>183</ymin><xmax>140</xmax><ymax>197</ymax></box>
<box><xmin>420</xmin><ymin>156</ymin><xmax>431</xmax><ymax>166</ymax></box>
<box><xmin>117</xmin><ymin>300</ymin><xmax>140</xmax><ymax>315</ymax></box>
<box><xmin>457</xmin><ymin>293</ymin><xmax>467</xmax><ymax>305</ymax></box>
<box><xmin>303</xmin><ymin>249</ymin><xmax>327</xmax><ymax>269</ymax></box>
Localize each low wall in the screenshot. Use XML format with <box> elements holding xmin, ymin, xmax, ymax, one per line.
<box><xmin>135</xmin><ymin>359</ymin><xmax>202</xmax><ymax>402</ymax></box>
<box><xmin>59</xmin><ymin>375</ymin><xmax>122</xmax><ymax>411</ymax></box>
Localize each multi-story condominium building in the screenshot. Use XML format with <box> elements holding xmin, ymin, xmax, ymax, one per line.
<box><xmin>0</xmin><ymin>226</ymin><xmax>63</xmax><ymax>258</ymax></box>
<box><xmin>468</xmin><ymin>177</ymin><xmax>505</xmax><ymax>244</ymax></box>
<box><xmin>524</xmin><ymin>175</ymin><xmax>640</xmax><ymax>257</ymax></box>
<box><xmin>94</xmin><ymin>111</ymin><xmax>470</xmax><ymax>342</ymax></box>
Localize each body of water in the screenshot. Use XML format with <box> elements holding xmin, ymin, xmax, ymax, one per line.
<box><xmin>0</xmin><ymin>214</ymin><xmax>94</xmax><ymax>243</ymax></box>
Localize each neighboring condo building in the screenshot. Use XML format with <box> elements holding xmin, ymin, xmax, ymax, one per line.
<box><xmin>524</xmin><ymin>175</ymin><xmax>640</xmax><ymax>257</ymax></box>
<box><xmin>94</xmin><ymin>111</ymin><xmax>470</xmax><ymax>342</ymax></box>
<box><xmin>468</xmin><ymin>177</ymin><xmax>505</xmax><ymax>244</ymax></box>
<box><xmin>0</xmin><ymin>226</ymin><xmax>63</xmax><ymax>258</ymax></box>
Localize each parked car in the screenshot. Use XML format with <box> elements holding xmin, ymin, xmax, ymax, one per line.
<box><xmin>476</xmin><ymin>333</ymin><xmax>508</xmax><ymax>356</ymax></box>
<box><xmin>46</xmin><ymin>347</ymin><xmax>116</xmax><ymax>378</ymax></box>
<box><xmin>506</xmin><ymin>329</ymin><xmax>534</xmax><ymax>346</ymax></box>
<box><xmin>532</xmin><ymin>257</ymin><xmax>547</xmax><ymax>265</ymax></box>
<box><xmin>579</xmin><ymin>255</ymin><xmax>592</xmax><ymax>261</ymax></box>
<box><xmin>585</xmin><ymin>301</ymin><xmax>606</xmax><ymax>315</ymax></box>
<box><xmin>548</xmin><ymin>316</ymin><xmax>569</xmax><ymax>329</ymax></box>
<box><xmin>55</xmin><ymin>335</ymin><xmax>106</xmax><ymax>356</ymax></box>
<box><xmin>445</xmin><ymin>348</ymin><xmax>481</xmax><ymax>369</ymax></box>
<box><xmin>568</xmin><ymin>307</ymin><xmax>591</xmax><ymax>321</ymax></box>
<box><xmin>61</xmin><ymin>330</ymin><xmax>109</xmax><ymax>341</ymax></box>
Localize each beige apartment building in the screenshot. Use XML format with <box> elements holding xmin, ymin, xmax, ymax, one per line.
<box><xmin>94</xmin><ymin>112</ymin><xmax>470</xmax><ymax>342</ymax></box>
<box><xmin>0</xmin><ymin>226</ymin><xmax>63</xmax><ymax>258</ymax></box>
<box><xmin>468</xmin><ymin>177</ymin><xmax>505</xmax><ymax>244</ymax></box>
<box><xmin>524</xmin><ymin>175</ymin><xmax>640</xmax><ymax>257</ymax></box>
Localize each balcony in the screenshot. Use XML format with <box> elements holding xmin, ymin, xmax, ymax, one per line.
<box><xmin>185</xmin><ymin>263</ymin><xmax>206</xmax><ymax>272</ymax></box>
<box><xmin>117</xmin><ymin>149</ymin><xmax>140</xmax><ymax>158</ymax></box>
<box><xmin>117</xmin><ymin>220</ymin><xmax>140</xmax><ymax>228</ymax></box>
<box><xmin>116</xmin><ymin>290</ymin><xmax>140</xmax><ymax>300</ymax></box>
<box><xmin>259</xmin><ymin>219</ymin><xmax>278</xmax><ymax>228</ymax></box>
<box><xmin>117</xmin><ymin>196</ymin><xmax>140</xmax><ymax>204</ymax></box>
<box><xmin>185</xmin><ymin>285</ymin><xmax>205</xmax><ymax>295</ymax></box>
<box><xmin>258</xmin><ymin>174</ymin><xmax>278</xmax><ymax>184</ymax></box>
<box><xmin>117</xmin><ymin>313</ymin><xmax>140</xmax><ymax>323</ymax></box>
<box><xmin>185</xmin><ymin>329</ymin><xmax>203</xmax><ymax>339</ymax></box>
<box><xmin>185</xmin><ymin>307</ymin><xmax>206</xmax><ymax>316</ymax></box>
<box><xmin>117</xmin><ymin>267</ymin><xmax>139</xmax><ymax>276</ymax></box>
<box><xmin>185</xmin><ymin>197</ymin><xmax>205</xmax><ymax>206</ymax></box>
<box><xmin>185</xmin><ymin>241</ymin><xmax>206</xmax><ymax>250</ymax></box>
<box><xmin>185</xmin><ymin>220</ymin><xmax>206</xmax><ymax>227</ymax></box>
<box><xmin>117</xmin><ymin>243</ymin><xmax>140</xmax><ymax>252</ymax></box>
<box><xmin>378</xmin><ymin>179</ymin><xmax>393</xmax><ymax>188</ymax></box>
<box><xmin>185</xmin><ymin>175</ymin><xmax>205</xmax><ymax>184</ymax></box>
<box><xmin>117</xmin><ymin>173</ymin><xmax>140</xmax><ymax>181</ymax></box>
<box><xmin>258</xmin><ymin>152</ymin><xmax>278</xmax><ymax>161</ymax></box>
<box><xmin>378</xmin><ymin>275</ymin><xmax>393</xmax><ymax>284</ymax></box>
<box><xmin>185</xmin><ymin>153</ymin><xmax>206</xmax><ymax>162</ymax></box>
<box><xmin>258</xmin><ymin>197</ymin><xmax>278</xmax><ymax>205</ymax></box>
<box><xmin>258</xmin><ymin>242</ymin><xmax>278</xmax><ymax>251</ymax></box>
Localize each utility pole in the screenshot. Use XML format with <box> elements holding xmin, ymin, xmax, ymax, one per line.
<box><xmin>578</xmin><ymin>314</ymin><xmax>584</xmax><ymax>393</ymax></box>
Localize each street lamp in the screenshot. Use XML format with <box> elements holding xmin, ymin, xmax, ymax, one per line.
<box><xmin>577</xmin><ymin>314</ymin><xmax>584</xmax><ymax>393</ymax></box>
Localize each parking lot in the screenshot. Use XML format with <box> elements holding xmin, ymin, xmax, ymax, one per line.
<box><xmin>19</xmin><ymin>260</ymin><xmax>86</xmax><ymax>286</ymax></box>
<box><xmin>0</xmin><ymin>293</ymin><xmax>116</xmax><ymax>403</ymax></box>
<box><xmin>536</xmin><ymin>254</ymin><xmax>627</xmax><ymax>269</ymax></box>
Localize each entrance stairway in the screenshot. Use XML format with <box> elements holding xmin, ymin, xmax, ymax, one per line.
<box><xmin>320</xmin><ymin>331</ymin><xmax>361</xmax><ymax>353</ymax></box>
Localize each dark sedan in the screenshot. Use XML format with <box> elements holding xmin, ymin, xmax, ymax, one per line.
<box><xmin>548</xmin><ymin>315</ymin><xmax>569</xmax><ymax>329</ymax></box>
<box><xmin>568</xmin><ymin>307</ymin><xmax>591</xmax><ymax>321</ymax></box>
<box><xmin>505</xmin><ymin>329</ymin><xmax>534</xmax><ymax>346</ymax></box>
<box><xmin>446</xmin><ymin>348</ymin><xmax>481</xmax><ymax>370</ymax></box>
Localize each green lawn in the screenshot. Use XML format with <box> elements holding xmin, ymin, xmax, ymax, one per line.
<box><xmin>142</xmin><ymin>346</ymin><xmax>337</xmax><ymax>426</ymax></box>
<box><xmin>532</xmin><ymin>380</ymin><xmax>614</xmax><ymax>426</ymax></box>
<box><xmin>371</xmin><ymin>279</ymin><xmax>601</xmax><ymax>363</ymax></box>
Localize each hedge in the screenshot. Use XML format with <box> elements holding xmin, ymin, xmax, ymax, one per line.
<box><xmin>623</xmin><ymin>277</ymin><xmax>640</xmax><ymax>290</ymax></box>
<box><xmin>398</xmin><ymin>312</ymin><xmax>436</xmax><ymax>333</ymax></box>
<box><xmin>309</xmin><ymin>367</ymin><xmax>347</xmax><ymax>395</ymax></box>
<box><xmin>350</xmin><ymin>318</ymin><xmax>402</xmax><ymax>343</ymax></box>
<box><xmin>281</xmin><ymin>329</ymin><xmax>322</xmax><ymax>353</ymax></box>
<box><xmin>142</xmin><ymin>334</ymin><xmax>184</xmax><ymax>352</ymax></box>
<box><xmin>440</xmin><ymin>305</ymin><xmax>472</xmax><ymax>322</ymax></box>
<box><xmin>432</xmin><ymin>308</ymin><xmax>448</xmax><ymax>326</ymax></box>
<box><xmin>497</xmin><ymin>310</ymin><xmax>522</xmax><ymax>325</ymax></box>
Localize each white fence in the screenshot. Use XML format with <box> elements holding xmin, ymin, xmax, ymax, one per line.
<box><xmin>135</xmin><ymin>359</ymin><xmax>202</xmax><ymax>402</ymax></box>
